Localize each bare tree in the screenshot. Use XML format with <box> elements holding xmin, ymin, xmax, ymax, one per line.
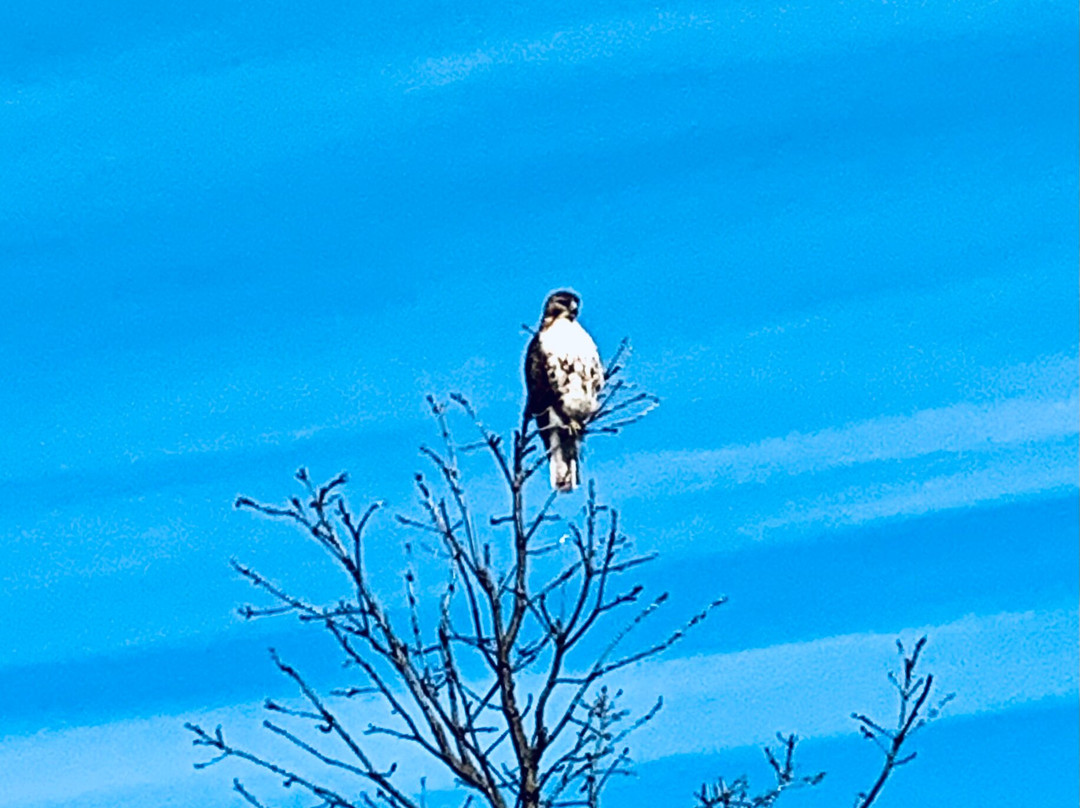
<box><xmin>187</xmin><ymin>341</ymin><xmax>949</xmax><ymax>808</ymax></box>
<box><xmin>187</xmin><ymin>343</ymin><xmax>725</xmax><ymax>808</ymax></box>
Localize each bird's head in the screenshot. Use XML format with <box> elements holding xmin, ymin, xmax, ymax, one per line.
<box><xmin>542</xmin><ymin>290</ymin><xmax>581</xmax><ymax>322</ymax></box>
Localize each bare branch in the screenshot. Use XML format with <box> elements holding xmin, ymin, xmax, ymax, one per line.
<box><xmin>853</xmin><ymin>637</ymin><xmax>950</xmax><ymax>808</ymax></box>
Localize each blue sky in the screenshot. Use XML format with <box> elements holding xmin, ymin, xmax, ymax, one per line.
<box><xmin>0</xmin><ymin>1</ymin><xmax>1077</xmax><ymax>806</ymax></box>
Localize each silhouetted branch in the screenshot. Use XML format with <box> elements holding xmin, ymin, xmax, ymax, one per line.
<box><xmin>852</xmin><ymin>637</ymin><xmax>953</xmax><ymax>808</ymax></box>
<box><xmin>696</xmin><ymin>734</ymin><xmax>824</xmax><ymax>808</ymax></box>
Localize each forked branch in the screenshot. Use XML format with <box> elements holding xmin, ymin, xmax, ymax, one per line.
<box><xmin>853</xmin><ymin>637</ymin><xmax>953</xmax><ymax>808</ymax></box>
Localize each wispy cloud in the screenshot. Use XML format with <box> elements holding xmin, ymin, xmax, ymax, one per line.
<box><xmin>2</xmin><ymin>607</ymin><xmax>1073</xmax><ymax>806</ymax></box>
<box><xmin>3</xmin><ymin>515</ymin><xmax>190</xmax><ymax>589</ymax></box>
<box><xmin>622</xmin><ymin>607</ymin><xmax>1079</xmax><ymax>758</ymax></box>
<box><xmin>398</xmin><ymin>0</ymin><xmax>1070</xmax><ymax>90</ymax></box>
<box><xmin>0</xmin><ymin>712</ymin><xmax>209</xmax><ymax>806</ymax></box>
<box><xmin>599</xmin><ymin>353</ymin><xmax>1078</xmax><ymax>538</ymax></box>
<box><xmin>745</xmin><ymin>445</ymin><xmax>1077</xmax><ymax>537</ymax></box>
<box><xmin>604</xmin><ymin>390</ymin><xmax>1077</xmax><ymax>497</ymax></box>
<box><xmin>401</xmin><ymin>10</ymin><xmax>713</xmax><ymax>89</ymax></box>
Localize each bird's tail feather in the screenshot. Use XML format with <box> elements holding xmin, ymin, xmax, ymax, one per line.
<box><xmin>547</xmin><ymin>426</ymin><xmax>580</xmax><ymax>492</ymax></box>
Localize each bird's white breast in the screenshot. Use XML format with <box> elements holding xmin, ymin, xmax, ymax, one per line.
<box><xmin>539</xmin><ymin>317</ymin><xmax>602</xmax><ymax>419</ymax></box>
<box><xmin>539</xmin><ymin>317</ymin><xmax>598</xmax><ymax>359</ymax></box>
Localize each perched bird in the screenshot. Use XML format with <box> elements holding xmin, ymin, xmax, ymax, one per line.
<box><xmin>525</xmin><ymin>290</ymin><xmax>604</xmax><ymax>492</ymax></box>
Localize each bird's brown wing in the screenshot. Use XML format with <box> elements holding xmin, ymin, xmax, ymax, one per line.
<box><xmin>524</xmin><ymin>332</ymin><xmax>556</xmax><ymax>417</ymax></box>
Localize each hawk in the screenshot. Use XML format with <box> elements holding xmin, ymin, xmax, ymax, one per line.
<box><xmin>525</xmin><ymin>290</ymin><xmax>604</xmax><ymax>492</ymax></box>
